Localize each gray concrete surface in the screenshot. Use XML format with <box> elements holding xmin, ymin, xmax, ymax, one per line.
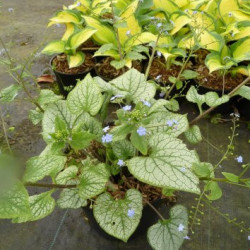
<box><xmin>0</xmin><ymin>1</ymin><xmax>249</xmax><ymax>250</ymax></box>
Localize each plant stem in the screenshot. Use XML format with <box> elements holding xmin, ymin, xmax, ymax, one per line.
<box><xmin>145</xmin><ymin>34</ymin><xmax>161</xmax><ymax>80</ymax></box>
<box><xmin>0</xmin><ymin>37</ymin><xmax>44</xmax><ymax>112</ymax></box>
<box><xmin>238</xmin><ymin>165</ymin><xmax>249</xmax><ymax>179</ymax></box>
<box><xmin>199</xmin><ymin>177</ymin><xmax>250</xmax><ymax>183</ymax></box>
<box><xmin>25</xmin><ymin>182</ymin><xmax>77</xmax><ymax>189</ymax></box>
<box><xmin>165</xmin><ymin>50</ymin><xmax>193</xmax><ymax>99</ymax></box>
<box><xmin>189</xmin><ymin>76</ymin><xmax>250</xmax><ymax>125</ymax></box>
<box><xmin>0</xmin><ymin>106</ymin><xmax>13</xmax><ymax>154</ymax></box>
<box><xmin>143</xmin><ymin>199</ymin><xmax>165</xmax><ymax>220</ymax></box>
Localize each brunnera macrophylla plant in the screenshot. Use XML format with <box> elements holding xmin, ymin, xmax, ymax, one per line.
<box><xmin>0</xmin><ymin>69</ymin><xmax>203</xmax><ymax>249</ymax></box>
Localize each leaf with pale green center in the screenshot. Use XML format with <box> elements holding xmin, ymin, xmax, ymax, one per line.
<box><xmin>13</xmin><ymin>191</ymin><xmax>55</xmax><ymax>223</ymax></box>
<box><xmin>148</xmin><ymin>112</ymin><xmax>189</xmax><ymax>137</ymax></box>
<box><xmin>37</xmin><ymin>89</ymin><xmax>62</xmax><ymax>107</ymax></box>
<box><xmin>42</xmin><ymin>101</ymin><xmax>102</xmax><ymax>143</ymax></box>
<box><xmin>93</xmin><ymin>189</ymin><xmax>143</xmax><ymax>242</ymax></box>
<box><xmin>78</xmin><ymin>163</ymin><xmax>110</xmax><ymax>200</ymax></box>
<box><xmin>232</xmin><ymin>85</ymin><xmax>250</xmax><ymax>100</ymax></box>
<box><xmin>23</xmin><ymin>155</ymin><xmax>67</xmax><ymax>183</ymax></box>
<box><xmin>109</xmin><ymin>68</ymin><xmax>156</xmax><ymax>103</ymax></box>
<box><xmin>0</xmin><ymin>84</ymin><xmax>21</xmax><ymax>103</ymax></box>
<box><xmin>127</xmin><ymin>133</ymin><xmax>200</xmax><ymax>194</ymax></box>
<box><xmin>112</xmin><ymin>140</ymin><xmax>136</xmax><ymax>160</ymax></box>
<box><xmin>57</xmin><ymin>189</ymin><xmax>87</xmax><ymax>209</ymax></box>
<box><xmin>205</xmin><ymin>92</ymin><xmax>229</xmax><ymax>107</ymax></box>
<box><xmin>186</xmin><ymin>86</ymin><xmax>205</xmax><ymax>106</ymax></box>
<box><xmin>67</xmin><ymin>74</ymin><xmax>103</xmax><ymax>115</ymax></box>
<box><xmin>0</xmin><ymin>181</ymin><xmax>30</xmax><ymax>219</ymax></box>
<box><xmin>147</xmin><ymin>205</ymin><xmax>188</xmax><ymax>250</ymax></box>
<box><xmin>185</xmin><ymin>125</ymin><xmax>202</xmax><ymax>144</ymax></box>
<box><xmin>55</xmin><ymin>166</ymin><xmax>87</xmax><ymax>209</ymax></box>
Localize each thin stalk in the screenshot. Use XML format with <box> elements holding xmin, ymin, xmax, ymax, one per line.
<box><xmin>189</xmin><ymin>76</ymin><xmax>250</xmax><ymax>125</ymax></box>
<box><xmin>25</xmin><ymin>182</ymin><xmax>77</xmax><ymax>189</ymax></box>
<box><xmin>238</xmin><ymin>165</ymin><xmax>249</xmax><ymax>179</ymax></box>
<box><xmin>145</xmin><ymin>34</ymin><xmax>161</xmax><ymax>80</ymax></box>
<box><xmin>143</xmin><ymin>199</ymin><xmax>165</xmax><ymax>220</ymax></box>
<box><xmin>199</xmin><ymin>177</ymin><xmax>250</xmax><ymax>183</ymax></box>
<box><xmin>0</xmin><ymin>37</ymin><xmax>44</xmax><ymax>112</ymax></box>
<box><xmin>222</xmin><ymin>69</ymin><xmax>226</xmax><ymax>95</ymax></box>
<box><xmin>0</xmin><ymin>106</ymin><xmax>12</xmax><ymax>154</ymax></box>
<box><xmin>165</xmin><ymin>50</ymin><xmax>193</xmax><ymax>99</ymax></box>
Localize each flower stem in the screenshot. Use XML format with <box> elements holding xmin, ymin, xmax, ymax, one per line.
<box><xmin>24</xmin><ymin>182</ymin><xmax>77</xmax><ymax>189</ymax></box>
<box><xmin>143</xmin><ymin>199</ymin><xmax>165</xmax><ymax>220</ymax></box>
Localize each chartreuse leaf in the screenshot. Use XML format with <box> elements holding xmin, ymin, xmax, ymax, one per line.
<box><xmin>13</xmin><ymin>190</ymin><xmax>55</xmax><ymax>223</ymax></box>
<box><xmin>0</xmin><ymin>84</ymin><xmax>21</xmax><ymax>103</ymax></box>
<box><xmin>41</xmin><ymin>40</ymin><xmax>65</xmax><ymax>55</ymax></box>
<box><xmin>170</xmin><ymin>12</ymin><xmax>191</xmax><ymax>35</ymax></box>
<box><xmin>231</xmin><ymin>37</ymin><xmax>250</xmax><ymax>62</ymax></box>
<box><xmin>232</xmin><ymin>85</ymin><xmax>250</xmax><ymax>100</ymax></box>
<box><xmin>78</xmin><ymin>163</ymin><xmax>110</xmax><ymax>200</ymax></box>
<box><xmin>204</xmin><ymin>181</ymin><xmax>222</xmax><ymax>201</ymax></box>
<box><xmin>147</xmin><ymin>205</ymin><xmax>188</xmax><ymax>250</ymax></box>
<box><xmin>112</xmin><ymin>140</ymin><xmax>136</xmax><ymax>160</ymax></box>
<box><xmin>0</xmin><ymin>181</ymin><xmax>30</xmax><ymax>219</ymax></box>
<box><xmin>222</xmin><ymin>172</ymin><xmax>239</xmax><ymax>183</ymax></box>
<box><xmin>23</xmin><ymin>155</ymin><xmax>67</xmax><ymax>183</ymax></box>
<box><xmin>67</xmin><ymin>51</ymin><xmax>85</xmax><ymax>68</ymax></box>
<box><xmin>110</xmin><ymin>69</ymin><xmax>156</xmax><ymax>103</ymax></box>
<box><xmin>185</xmin><ymin>125</ymin><xmax>202</xmax><ymax>144</ymax></box>
<box><xmin>67</xmin><ymin>27</ymin><xmax>96</xmax><ymax>50</ymax></box>
<box><xmin>48</xmin><ymin>10</ymin><xmax>82</xmax><ymax>26</ymax></box>
<box><xmin>93</xmin><ymin>189</ymin><xmax>143</xmax><ymax>242</ymax></box>
<box><xmin>181</xmin><ymin>70</ymin><xmax>199</xmax><ymax>80</ymax></box>
<box><xmin>82</xmin><ymin>16</ymin><xmax>117</xmax><ymax>45</ymax></box>
<box><xmin>153</xmin><ymin>0</ymin><xmax>179</xmax><ymax>14</ymax></box>
<box><xmin>56</xmin><ymin>166</ymin><xmax>87</xmax><ymax>209</ymax></box>
<box><xmin>67</xmin><ymin>74</ymin><xmax>103</xmax><ymax>115</ymax></box>
<box><xmin>127</xmin><ymin>133</ymin><xmax>200</xmax><ymax>194</ymax></box>
<box><xmin>205</xmin><ymin>92</ymin><xmax>230</xmax><ymax>107</ymax></box>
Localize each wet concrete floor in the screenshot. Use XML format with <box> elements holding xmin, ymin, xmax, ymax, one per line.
<box><xmin>0</xmin><ymin>1</ymin><xmax>249</xmax><ymax>250</ymax></box>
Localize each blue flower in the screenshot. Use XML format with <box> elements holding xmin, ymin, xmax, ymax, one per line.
<box><xmin>157</xmin><ymin>23</ymin><xmax>162</xmax><ymax>28</ymax></box>
<box><xmin>173</xmin><ymin>119</ymin><xmax>178</xmax><ymax>125</ymax></box>
<box><xmin>156</xmin><ymin>51</ymin><xmax>162</xmax><ymax>57</ymax></box>
<box><xmin>8</xmin><ymin>8</ymin><xmax>14</xmax><ymax>12</ymax></box>
<box><xmin>117</xmin><ymin>159</ymin><xmax>125</xmax><ymax>167</ymax></box>
<box><xmin>123</xmin><ymin>105</ymin><xmax>132</xmax><ymax>111</ymax></box>
<box><xmin>56</xmin><ymin>23</ymin><xmax>61</xmax><ymax>28</ymax></box>
<box><xmin>178</xmin><ymin>223</ymin><xmax>185</xmax><ymax>232</ymax></box>
<box><xmin>142</xmin><ymin>100</ymin><xmax>151</xmax><ymax>107</ymax></box>
<box><xmin>166</xmin><ymin>120</ymin><xmax>174</xmax><ymax>127</ymax></box>
<box><xmin>137</xmin><ymin>126</ymin><xmax>147</xmax><ymax>136</ymax></box>
<box><xmin>192</xmin><ymin>10</ymin><xmax>198</xmax><ymax>15</ymax></box>
<box><xmin>103</xmin><ymin>126</ymin><xmax>110</xmax><ymax>133</ymax></box>
<box><xmin>159</xmin><ymin>91</ymin><xmax>165</xmax><ymax>98</ymax></box>
<box><xmin>184</xmin><ymin>235</ymin><xmax>190</xmax><ymax>240</ymax></box>
<box><xmin>102</xmin><ymin>134</ymin><xmax>113</xmax><ymax>143</ymax></box>
<box><xmin>228</xmin><ymin>12</ymin><xmax>232</xmax><ymax>17</ymax></box>
<box><xmin>127</xmin><ymin>209</ymin><xmax>135</xmax><ymax>218</ymax></box>
<box><xmin>236</xmin><ymin>155</ymin><xmax>243</xmax><ymax>163</ymax></box>
<box><xmin>110</xmin><ymin>94</ymin><xmax>124</xmax><ymax>101</ymax></box>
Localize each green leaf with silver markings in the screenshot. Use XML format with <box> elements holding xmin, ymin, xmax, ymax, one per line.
<box><xmin>112</xmin><ymin>140</ymin><xmax>136</xmax><ymax>160</ymax></box>
<box><xmin>147</xmin><ymin>205</ymin><xmax>188</xmax><ymax>250</ymax></box>
<box><xmin>93</xmin><ymin>189</ymin><xmax>143</xmax><ymax>242</ymax></box>
<box><xmin>127</xmin><ymin>133</ymin><xmax>200</xmax><ymax>194</ymax></box>
<box><xmin>0</xmin><ymin>84</ymin><xmax>21</xmax><ymax>103</ymax></box>
<box><xmin>205</xmin><ymin>92</ymin><xmax>229</xmax><ymax>107</ymax></box>
<box><xmin>185</xmin><ymin>125</ymin><xmax>202</xmax><ymax>144</ymax></box>
<box><xmin>67</xmin><ymin>74</ymin><xmax>103</xmax><ymax>115</ymax></box>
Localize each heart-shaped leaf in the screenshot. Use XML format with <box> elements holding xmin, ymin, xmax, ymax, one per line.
<box><xmin>185</xmin><ymin>125</ymin><xmax>202</xmax><ymax>144</ymax></box>
<box><xmin>147</xmin><ymin>205</ymin><xmax>188</xmax><ymax>250</ymax></box>
<box><xmin>93</xmin><ymin>189</ymin><xmax>143</xmax><ymax>242</ymax></box>
<box><xmin>109</xmin><ymin>68</ymin><xmax>156</xmax><ymax>103</ymax></box>
<box><xmin>127</xmin><ymin>133</ymin><xmax>200</xmax><ymax>194</ymax></box>
<box><xmin>67</xmin><ymin>74</ymin><xmax>103</xmax><ymax>115</ymax></box>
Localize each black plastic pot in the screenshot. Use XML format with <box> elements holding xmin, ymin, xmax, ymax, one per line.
<box><xmin>50</xmin><ymin>56</ymin><xmax>95</xmax><ymax>96</ymax></box>
<box><xmin>235</xmin><ymin>98</ymin><xmax>250</xmax><ymax>120</ymax></box>
<box><xmin>82</xmin><ymin>199</ymin><xmax>170</xmax><ymax>242</ymax></box>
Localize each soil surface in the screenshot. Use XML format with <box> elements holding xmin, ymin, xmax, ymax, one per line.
<box><xmin>148</xmin><ymin>57</ymin><xmax>192</xmax><ymax>84</ymax></box>
<box><xmin>196</xmin><ymin>65</ymin><xmax>246</xmax><ymax>91</ymax></box>
<box><xmin>95</xmin><ymin>57</ymin><xmax>143</xmax><ymax>80</ymax></box>
<box><xmin>52</xmin><ymin>53</ymin><xmax>95</xmax><ymax>74</ymax></box>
